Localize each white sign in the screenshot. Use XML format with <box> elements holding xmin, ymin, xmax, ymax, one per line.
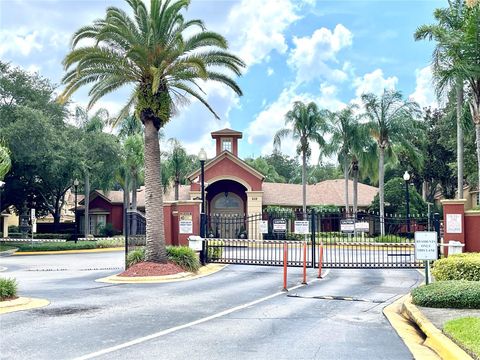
<box><xmin>31</xmin><ymin>208</ymin><xmax>36</xmax><ymax>221</ymax></box>
<box><xmin>355</xmin><ymin>221</ymin><xmax>369</xmax><ymax>232</ymax></box>
<box><xmin>188</xmin><ymin>236</ymin><xmax>203</xmax><ymax>251</ymax></box>
<box><xmin>259</xmin><ymin>220</ymin><xmax>268</xmax><ymax>234</ymax></box>
<box><xmin>446</xmin><ymin>214</ymin><xmax>462</xmax><ymax>234</ymax></box>
<box><xmin>415</xmin><ymin>231</ymin><xmax>438</xmax><ymax>261</ymax></box>
<box><xmin>31</xmin><ymin>209</ymin><xmax>37</xmax><ymax>233</ymax></box>
<box><xmin>179</xmin><ymin>220</ymin><xmax>193</xmax><ymax>234</ymax></box>
<box><xmin>340</xmin><ymin>220</ymin><xmax>355</xmax><ymax>233</ymax></box>
<box><xmin>294</xmin><ymin>221</ymin><xmax>309</xmax><ymax>234</ymax></box>
<box><xmin>273</xmin><ymin>219</ymin><xmax>287</xmax><ymax>232</ymax></box>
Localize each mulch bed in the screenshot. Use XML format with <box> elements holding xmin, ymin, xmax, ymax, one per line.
<box><xmin>0</xmin><ymin>296</ymin><xmax>19</xmax><ymax>302</ymax></box>
<box><xmin>119</xmin><ymin>261</ymin><xmax>186</xmax><ymax>277</ymax></box>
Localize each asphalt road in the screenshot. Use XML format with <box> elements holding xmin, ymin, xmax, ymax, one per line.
<box><xmin>0</xmin><ymin>252</ymin><xmax>422</xmax><ymax>360</ymax></box>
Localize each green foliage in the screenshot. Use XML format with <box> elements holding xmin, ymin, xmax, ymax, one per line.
<box><xmin>374</xmin><ymin>235</ymin><xmax>408</xmax><ymax>243</ymax></box>
<box><xmin>309</xmin><ymin>205</ymin><xmax>340</xmax><ymax>213</ymax></box>
<box><xmin>370</xmin><ymin>177</ymin><xmax>427</xmax><ymax>215</ymax></box>
<box><xmin>245</xmin><ymin>157</ymin><xmax>285</xmax><ymax>183</ymax></box>
<box><xmin>126</xmin><ymin>247</ymin><xmax>145</xmax><ymax>268</ymax></box>
<box><xmin>207</xmin><ymin>242</ymin><xmax>223</xmax><ymax>260</ymax></box>
<box><xmin>444</xmin><ymin>317</ymin><xmax>480</xmax><ymax>358</ymax></box>
<box><xmin>0</xmin><ymin>143</ymin><xmax>11</xmax><ymax>180</ymax></box>
<box><xmin>98</xmin><ymin>223</ymin><xmax>121</xmax><ymax>237</ymax></box>
<box><xmin>96</xmin><ymin>238</ymin><xmax>124</xmax><ymax>248</ymax></box>
<box><xmin>11</xmin><ymin>241</ymin><xmax>98</xmax><ymax>252</ymax></box>
<box><xmin>0</xmin><ymin>278</ymin><xmax>17</xmax><ymax>301</ymax></box>
<box><xmin>264</xmin><ymin>206</ymin><xmax>295</xmax><ymax>217</ymax></box>
<box><xmin>432</xmin><ymin>253</ymin><xmax>480</xmax><ymax>281</ymax></box>
<box><xmin>166</xmin><ymin>246</ymin><xmax>200</xmax><ymax>273</ymax></box>
<box><xmin>264</xmin><ymin>151</ymin><xmax>300</xmax><ymax>182</ymax></box>
<box><xmin>411</xmin><ymin>280</ymin><xmax>480</xmax><ymax>309</ymax></box>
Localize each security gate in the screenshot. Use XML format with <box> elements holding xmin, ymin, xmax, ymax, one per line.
<box><xmin>204</xmin><ymin>210</ymin><xmax>440</xmax><ymax>269</ymax></box>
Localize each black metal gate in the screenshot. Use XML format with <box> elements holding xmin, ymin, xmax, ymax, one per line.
<box><xmin>204</xmin><ymin>210</ymin><xmax>440</xmax><ymax>269</ymax></box>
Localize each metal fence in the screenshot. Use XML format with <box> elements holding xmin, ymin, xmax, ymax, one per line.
<box><xmin>125</xmin><ymin>209</ymin><xmax>146</xmax><ymax>267</ymax></box>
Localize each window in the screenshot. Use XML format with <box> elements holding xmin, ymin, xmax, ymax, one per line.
<box><xmin>222</xmin><ymin>138</ymin><xmax>232</xmax><ymax>152</ymax></box>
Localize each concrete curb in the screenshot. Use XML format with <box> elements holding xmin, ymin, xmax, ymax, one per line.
<box><xmin>95</xmin><ymin>264</ymin><xmax>227</xmax><ymax>284</ymax></box>
<box><xmin>12</xmin><ymin>247</ymin><xmax>124</xmax><ymax>256</ymax></box>
<box><xmin>383</xmin><ymin>295</ymin><xmax>440</xmax><ymax>360</ymax></box>
<box><xmin>0</xmin><ymin>297</ymin><xmax>50</xmax><ymax>315</ymax></box>
<box><xmin>402</xmin><ymin>296</ymin><xmax>473</xmax><ymax>360</ymax></box>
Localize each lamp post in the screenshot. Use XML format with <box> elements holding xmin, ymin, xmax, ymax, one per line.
<box><xmin>198</xmin><ymin>148</ymin><xmax>207</xmax><ymax>238</ymax></box>
<box><xmin>0</xmin><ymin>181</ymin><xmax>4</xmax><ymax>236</ymax></box>
<box><xmin>403</xmin><ymin>171</ymin><xmax>411</xmax><ymax>238</ymax></box>
<box><xmin>74</xmin><ymin>179</ymin><xmax>79</xmax><ymax>243</ymax></box>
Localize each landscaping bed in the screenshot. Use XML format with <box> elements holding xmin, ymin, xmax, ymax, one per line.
<box><xmin>444</xmin><ymin>317</ymin><xmax>480</xmax><ymax>359</ymax></box>
<box><xmin>119</xmin><ymin>262</ymin><xmax>185</xmax><ymax>277</ymax></box>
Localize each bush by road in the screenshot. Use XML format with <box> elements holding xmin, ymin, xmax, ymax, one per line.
<box><xmin>412</xmin><ymin>280</ymin><xmax>480</xmax><ymax>309</ymax></box>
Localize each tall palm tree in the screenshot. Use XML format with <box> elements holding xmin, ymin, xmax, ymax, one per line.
<box><xmin>415</xmin><ymin>0</ymin><xmax>467</xmax><ymax>198</ymax></box>
<box><xmin>274</xmin><ymin>101</ymin><xmax>328</xmax><ymax>217</ymax></box>
<box><xmin>362</xmin><ymin>90</ymin><xmax>421</xmax><ymax>235</ymax></box>
<box><xmin>61</xmin><ymin>0</ymin><xmax>244</xmax><ymax>263</ymax></box>
<box><xmin>325</xmin><ymin>104</ymin><xmax>363</xmax><ymax>216</ymax></box>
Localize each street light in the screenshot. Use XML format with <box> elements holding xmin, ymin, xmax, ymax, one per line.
<box><xmin>198</xmin><ymin>148</ymin><xmax>207</xmax><ymax>238</ymax></box>
<box><xmin>0</xmin><ymin>181</ymin><xmax>5</xmax><ymax>236</ymax></box>
<box><xmin>73</xmin><ymin>179</ymin><xmax>79</xmax><ymax>243</ymax></box>
<box><xmin>403</xmin><ymin>171</ymin><xmax>411</xmax><ymax>238</ymax></box>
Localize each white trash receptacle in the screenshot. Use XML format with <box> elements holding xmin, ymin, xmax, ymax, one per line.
<box><xmin>448</xmin><ymin>240</ymin><xmax>464</xmax><ymax>255</ymax></box>
<box><xmin>188</xmin><ymin>235</ymin><xmax>204</xmax><ymax>251</ymax></box>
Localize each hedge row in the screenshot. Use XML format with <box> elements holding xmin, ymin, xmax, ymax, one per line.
<box><xmin>126</xmin><ymin>246</ymin><xmax>200</xmax><ymax>273</ymax></box>
<box><xmin>432</xmin><ymin>253</ymin><xmax>480</xmax><ymax>281</ymax></box>
<box><xmin>412</xmin><ymin>280</ymin><xmax>480</xmax><ymax>309</ymax></box>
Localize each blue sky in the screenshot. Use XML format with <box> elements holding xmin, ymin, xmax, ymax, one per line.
<box><xmin>0</xmin><ymin>0</ymin><xmax>443</xmax><ymax>161</ymax></box>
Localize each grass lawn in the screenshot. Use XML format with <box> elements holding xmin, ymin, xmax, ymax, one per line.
<box><xmin>444</xmin><ymin>317</ymin><xmax>480</xmax><ymax>359</ymax></box>
<box><xmin>0</xmin><ymin>245</ymin><xmax>16</xmax><ymax>252</ymax></box>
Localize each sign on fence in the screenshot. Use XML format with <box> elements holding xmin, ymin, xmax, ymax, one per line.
<box><xmin>414</xmin><ymin>231</ymin><xmax>438</xmax><ymax>260</ymax></box>
<box><xmin>340</xmin><ymin>219</ymin><xmax>355</xmax><ymax>233</ymax></box>
<box><xmin>259</xmin><ymin>220</ymin><xmax>268</xmax><ymax>234</ymax></box>
<box><xmin>294</xmin><ymin>221</ymin><xmax>309</xmax><ymax>234</ymax></box>
<box><xmin>355</xmin><ymin>221</ymin><xmax>369</xmax><ymax>233</ymax></box>
<box><xmin>179</xmin><ymin>212</ymin><xmax>193</xmax><ymax>234</ymax></box>
<box><xmin>273</xmin><ymin>219</ymin><xmax>287</xmax><ymax>233</ymax></box>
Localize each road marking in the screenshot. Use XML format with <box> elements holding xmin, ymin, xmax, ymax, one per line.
<box><xmin>73</xmin><ymin>269</ymin><xmax>330</xmax><ymax>360</ymax></box>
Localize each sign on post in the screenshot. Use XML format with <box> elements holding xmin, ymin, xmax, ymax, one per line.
<box><xmin>179</xmin><ymin>212</ymin><xmax>193</xmax><ymax>234</ymax></box>
<box><xmin>31</xmin><ymin>209</ymin><xmax>37</xmax><ymax>234</ymax></box>
<box><xmin>259</xmin><ymin>220</ymin><xmax>268</xmax><ymax>234</ymax></box>
<box><xmin>340</xmin><ymin>219</ymin><xmax>355</xmax><ymax>233</ymax></box>
<box><xmin>414</xmin><ymin>231</ymin><xmax>438</xmax><ymax>260</ymax></box>
<box><xmin>355</xmin><ymin>221</ymin><xmax>369</xmax><ymax>233</ymax></box>
<box><xmin>273</xmin><ymin>219</ymin><xmax>287</xmax><ymax>233</ymax></box>
<box><xmin>294</xmin><ymin>220</ymin><xmax>309</xmax><ymax>234</ymax></box>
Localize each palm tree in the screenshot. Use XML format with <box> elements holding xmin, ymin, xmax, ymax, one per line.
<box><xmin>415</xmin><ymin>0</ymin><xmax>468</xmax><ymax>198</ymax></box>
<box><xmin>362</xmin><ymin>90</ymin><xmax>421</xmax><ymax>235</ymax></box>
<box><xmin>61</xmin><ymin>0</ymin><xmax>244</xmax><ymax>263</ymax></box>
<box><xmin>166</xmin><ymin>138</ymin><xmax>190</xmax><ymax>200</ymax></box>
<box><xmin>325</xmin><ymin>104</ymin><xmax>363</xmax><ymax>216</ymax></box>
<box><xmin>274</xmin><ymin>101</ymin><xmax>328</xmax><ymax>216</ymax></box>
<box><xmin>0</xmin><ymin>143</ymin><xmax>11</xmax><ymax>180</ymax></box>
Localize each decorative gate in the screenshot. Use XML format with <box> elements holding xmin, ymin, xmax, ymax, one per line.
<box><xmin>204</xmin><ymin>210</ymin><xmax>440</xmax><ymax>269</ymax></box>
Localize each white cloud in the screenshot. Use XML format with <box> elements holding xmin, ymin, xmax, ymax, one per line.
<box><xmin>0</xmin><ymin>28</ymin><xmax>43</xmax><ymax>56</ymax></box>
<box><xmin>409</xmin><ymin>66</ymin><xmax>438</xmax><ymax>109</ymax></box>
<box><xmin>26</xmin><ymin>64</ymin><xmax>41</xmax><ymax>73</ymax></box>
<box><xmin>267</xmin><ymin>67</ymin><xmax>274</xmax><ymax>76</ymax></box>
<box><xmin>353</xmin><ymin>68</ymin><xmax>398</xmax><ymax>97</ymax></box>
<box><xmin>225</xmin><ymin>0</ymin><xmax>302</xmax><ymax>67</ymax></box>
<box><xmin>287</xmin><ymin>24</ymin><xmax>353</xmax><ymax>83</ymax></box>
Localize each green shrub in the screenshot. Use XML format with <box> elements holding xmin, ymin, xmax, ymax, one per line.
<box><xmin>167</xmin><ymin>246</ymin><xmax>200</xmax><ymax>273</ymax></box>
<box><xmin>0</xmin><ymin>278</ymin><xmax>17</xmax><ymax>301</ymax></box>
<box><xmin>98</xmin><ymin>223</ymin><xmax>120</xmax><ymax>237</ymax></box>
<box><xmin>8</xmin><ymin>226</ymin><xmax>19</xmax><ymax>233</ymax></box>
<box><xmin>374</xmin><ymin>235</ymin><xmax>409</xmax><ymax>243</ymax></box>
<box><xmin>12</xmin><ymin>241</ymin><xmax>97</xmax><ymax>252</ymax></box>
<box><xmin>96</xmin><ymin>238</ymin><xmax>125</xmax><ymax>248</ymax></box>
<box><xmin>126</xmin><ymin>247</ymin><xmax>145</xmax><ymax>267</ymax></box>
<box><xmin>411</xmin><ymin>280</ymin><xmax>480</xmax><ymax>309</ymax></box>
<box><xmin>33</xmin><ymin>233</ymin><xmax>73</xmax><ymax>240</ymax></box>
<box><xmin>432</xmin><ymin>253</ymin><xmax>480</xmax><ymax>281</ymax></box>
<box><xmin>8</xmin><ymin>233</ymin><xmax>23</xmax><ymax>238</ymax></box>
<box><xmin>206</xmin><ymin>241</ymin><xmax>223</xmax><ymax>260</ymax></box>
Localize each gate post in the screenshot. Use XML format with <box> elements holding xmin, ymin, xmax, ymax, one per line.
<box><xmin>433</xmin><ymin>212</ymin><xmax>441</xmax><ymax>259</ymax></box>
<box><xmin>310</xmin><ymin>208</ymin><xmax>316</xmax><ymax>268</ymax></box>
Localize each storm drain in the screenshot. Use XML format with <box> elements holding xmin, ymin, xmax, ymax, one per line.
<box><xmin>287</xmin><ymin>294</ymin><xmax>384</xmax><ymax>303</ymax></box>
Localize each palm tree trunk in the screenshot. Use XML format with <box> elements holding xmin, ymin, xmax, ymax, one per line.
<box><xmin>84</xmin><ymin>172</ymin><xmax>90</xmax><ymax>237</ymax></box>
<box><xmin>457</xmin><ymin>84</ymin><xmax>464</xmax><ymax>199</ymax></box>
<box><xmin>379</xmin><ymin>146</ymin><xmax>385</xmax><ymax>236</ymax></box>
<box><xmin>422</xmin><ymin>181</ymin><xmax>427</xmax><ymax>201</ymax></box>
<box><xmin>353</xmin><ymin>164</ymin><xmax>358</xmax><ymax>216</ymax></box>
<box><xmin>174</xmin><ymin>178</ymin><xmax>179</xmax><ymax>201</ymax></box>
<box><xmin>302</xmin><ymin>151</ymin><xmax>307</xmax><ymax>219</ymax></box>
<box><xmin>344</xmin><ymin>157</ymin><xmax>349</xmax><ymax>216</ymax></box>
<box><xmin>131</xmin><ymin>175</ymin><xmax>138</xmax><ymax>235</ymax></box>
<box><xmin>143</xmin><ymin>118</ymin><xmax>167</xmax><ymax>263</ymax></box>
